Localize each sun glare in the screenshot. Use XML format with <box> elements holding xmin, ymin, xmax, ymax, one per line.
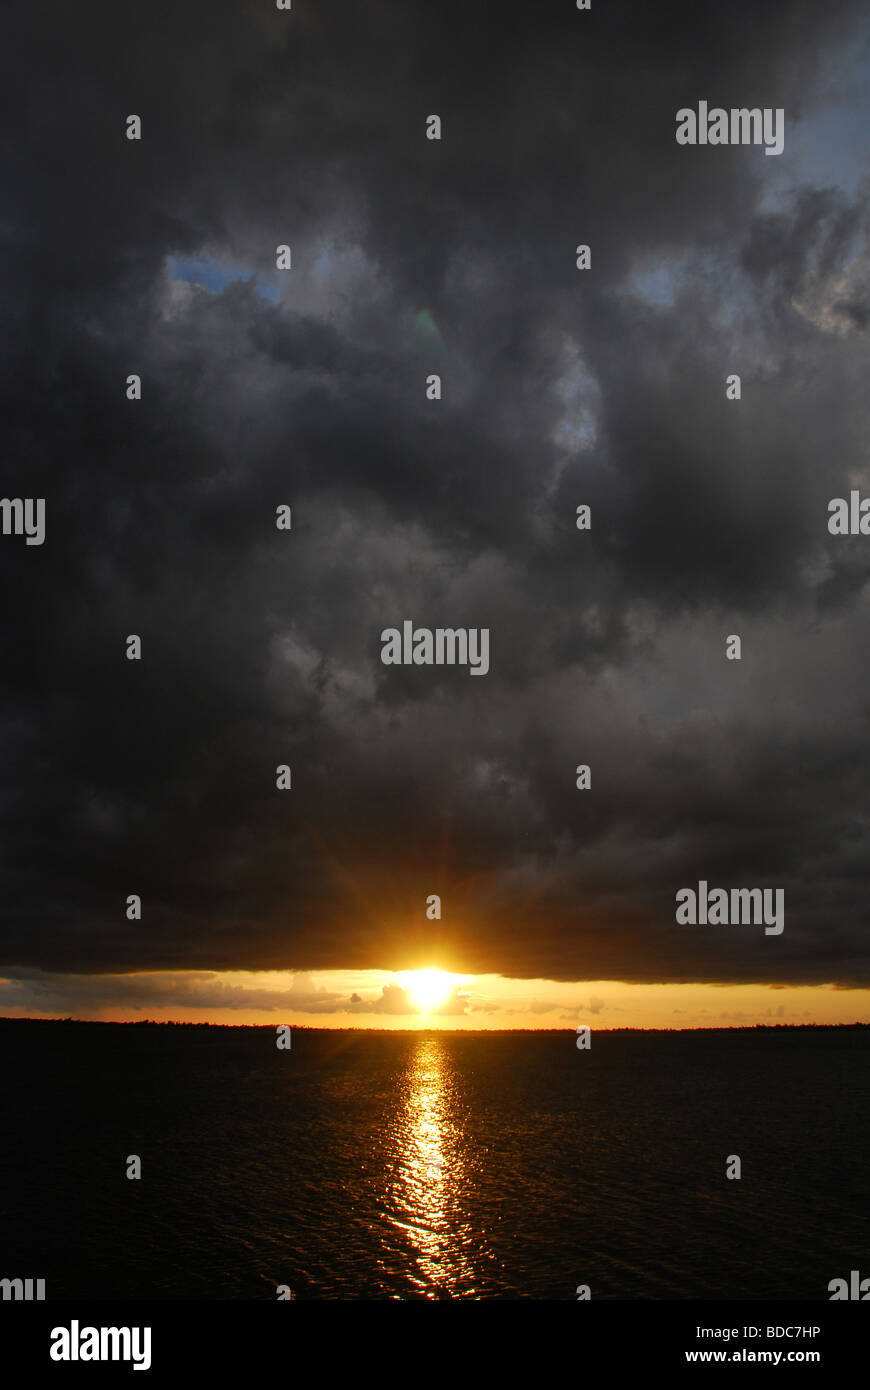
<box><xmin>402</xmin><ymin>969</ymin><xmax>454</xmax><ymax>1013</ymax></box>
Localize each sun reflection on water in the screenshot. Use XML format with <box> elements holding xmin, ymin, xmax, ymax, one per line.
<box><xmin>381</xmin><ymin>1035</ymin><xmax>477</xmax><ymax>1298</ymax></box>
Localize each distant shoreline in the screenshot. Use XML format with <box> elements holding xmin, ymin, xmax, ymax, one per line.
<box><xmin>1</xmin><ymin>1017</ymin><xmax>868</xmax><ymax>1035</ymax></box>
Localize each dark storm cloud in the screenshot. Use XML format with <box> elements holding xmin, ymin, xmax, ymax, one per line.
<box><xmin>2</xmin><ymin>0</ymin><xmax>870</xmax><ymax>990</ymax></box>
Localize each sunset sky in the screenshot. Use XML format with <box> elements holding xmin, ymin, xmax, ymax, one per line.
<box><xmin>3</xmin><ymin>0</ymin><xmax>870</xmax><ymax>1028</ymax></box>
<box><xmin>2</xmin><ymin>967</ymin><xmax>869</xmax><ymax>1029</ymax></box>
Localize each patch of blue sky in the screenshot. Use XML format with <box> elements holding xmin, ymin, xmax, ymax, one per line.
<box><xmin>760</xmin><ymin>41</ymin><xmax>870</xmax><ymax>210</ymax></box>
<box><xmin>169</xmin><ymin>255</ymin><xmax>281</xmax><ymax>303</ymax></box>
<box><xmin>628</xmin><ymin>263</ymin><xmax>680</xmax><ymax>308</ymax></box>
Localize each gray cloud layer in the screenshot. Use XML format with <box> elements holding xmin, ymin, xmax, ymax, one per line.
<box><xmin>2</xmin><ymin>0</ymin><xmax>870</xmax><ymax>987</ymax></box>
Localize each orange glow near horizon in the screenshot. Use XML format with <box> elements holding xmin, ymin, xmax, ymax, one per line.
<box><xmin>2</xmin><ymin>967</ymin><xmax>870</xmax><ymax>1029</ymax></box>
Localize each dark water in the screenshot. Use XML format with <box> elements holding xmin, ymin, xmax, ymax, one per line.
<box><xmin>2</xmin><ymin>1021</ymin><xmax>868</xmax><ymax>1300</ymax></box>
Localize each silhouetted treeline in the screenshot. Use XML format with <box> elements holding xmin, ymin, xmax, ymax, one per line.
<box><xmin>0</xmin><ymin>1017</ymin><xmax>869</xmax><ymax>1034</ymax></box>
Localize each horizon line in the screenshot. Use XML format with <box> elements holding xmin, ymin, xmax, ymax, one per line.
<box><xmin>2</xmin><ymin>1016</ymin><xmax>869</xmax><ymax>1034</ymax></box>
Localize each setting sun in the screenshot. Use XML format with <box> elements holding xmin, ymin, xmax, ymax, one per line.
<box><xmin>402</xmin><ymin>969</ymin><xmax>455</xmax><ymax>1013</ymax></box>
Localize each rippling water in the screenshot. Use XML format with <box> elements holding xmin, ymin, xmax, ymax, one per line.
<box><xmin>2</xmin><ymin>1022</ymin><xmax>868</xmax><ymax>1299</ymax></box>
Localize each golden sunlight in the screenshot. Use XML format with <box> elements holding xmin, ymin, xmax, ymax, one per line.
<box><xmin>401</xmin><ymin>969</ymin><xmax>455</xmax><ymax>1013</ymax></box>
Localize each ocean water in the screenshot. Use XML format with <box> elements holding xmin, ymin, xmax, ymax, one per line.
<box><xmin>2</xmin><ymin>1021</ymin><xmax>867</xmax><ymax>1300</ymax></box>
